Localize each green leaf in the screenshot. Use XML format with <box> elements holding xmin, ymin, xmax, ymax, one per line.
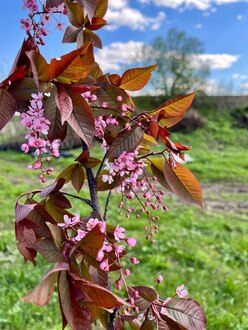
<box><xmin>106</xmin><ymin>126</ymin><xmax>144</xmax><ymax>158</ymax></box>
<box><xmin>163</xmin><ymin>159</ymin><xmax>203</xmax><ymax>207</ymax></box>
<box><xmin>119</xmin><ymin>64</ymin><xmax>157</xmax><ymax>91</ymax></box>
<box><xmin>160</xmin><ymin>298</ymin><xmax>207</xmax><ymax>330</ymax></box>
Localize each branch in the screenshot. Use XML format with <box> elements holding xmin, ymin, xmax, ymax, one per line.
<box><xmin>81</xmin><ymin>140</ymin><xmax>101</xmax><ymax>214</ymax></box>
<box><xmin>60</xmin><ymin>191</ymin><xmax>93</xmax><ymax>208</ymax></box>
<box><xmin>95</xmin><ymin>150</ymin><xmax>108</xmax><ymax>182</ymax></box>
<box><xmin>103</xmin><ymin>189</ymin><xmax>112</xmax><ymax>221</ymax></box>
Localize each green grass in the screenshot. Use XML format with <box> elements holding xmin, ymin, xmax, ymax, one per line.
<box><xmin>0</xmin><ymin>106</ymin><xmax>248</xmax><ymax>329</ymax></box>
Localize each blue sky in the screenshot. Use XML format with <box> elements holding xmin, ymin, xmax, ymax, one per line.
<box><xmin>1</xmin><ymin>0</ymin><xmax>248</xmax><ymax>95</ymax></box>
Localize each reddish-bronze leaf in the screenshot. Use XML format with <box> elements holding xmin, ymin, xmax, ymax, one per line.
<box><xmin>71</xmin><ymin>163</ymin><xmax>85</xmax><ymax>193</ymax></box>
<box><xmin>160</xmin><ymin>298</ymin><xmax>207</xmax><ymax>330</ymax></box>
<box><xmin>44</xmin><ymin>90</ymin><xmax>67</xmax><ymax>141</ymax></box>
<box><xmin>72</xmin><ymin>274</ymin><xmax>130</xmax><ymax>309</ymax></box>
<box><xmin>26</xmin><ymin>51</ymin><xmax>50</xmax><ymax>87</ymax></box>
<box><xmin>62</xmin><ymin>25</ymin><xmax>80</xmax><ymax>43</ymax></box>
<box><xmin>22</xmin><ymin>262</ymin><xmax>69</xmax><ymax>306</ymax></box>
<box><xmin>57</xmin><ymin>164</ymin><xmax>77</xmax><ymax>183</ymax></box>
<box><xmin>86</xmin><ymin>17</ymin><xmax>107</xmax><ymax>31</ymax></box>
<box><xmin>45</xmin><ymin>0</ymin><xmax>64</xmax><ymax>9</ymax></box>
<box><xmin>95</xmin><ymin>0</ymin><xmax>108</xmax><ymax>18</ymax></box>
<box><xmin>150</xmin><ymin>158</ymin><xmax>174</xmax><ymax>194</ymax></box>
<box><xmin>129</xmin><ymin>286</ymin><xmax>158</xmax><ymax>312</ymax></box>
<box><xmin>78</xmin><ymin>224</ymin><xmax>104</xmax><ymax>257</ymax></box>
<box><xmin>49</xmin><ymin>42</ymin><xmax>94</xmax><ymax>83</ymax></box>
<box><xmin>0</xmin><ymin>65</ymin><xmax>26</xmax><ymax>88</ymax></box>
<box><xmin>163</xmin><ymin>159</ymin><xmax>203</xmax><ymax>207</ymax></box>
<box><xmin>15</xmin><ymin>201</ymin><xmax>37</xmax><ymax>223</ymax></box>
<box><xmin>150</xmin><ymin>93</ymin><xmax>195</xmax><ymax>128</ymax></box>
<box><xmin>15</xmin><ymin>224</ymin><xmax>37</xmax><ymax>264</ymax></box>
<box><xmin>65</xmin><ymin>0</ymin><xmax>84</xmax><ymax>27</ymax></box>
<box><xmin>34</xmin><ymin>238</ymin><xmax>61</xmax><ymax>263</ymax></box>
<box><xmin>54</xmin><ymin>84</ymin><xmax>73</xmax><ymax>124</ymax></box>
<box><xmin>46</xmin><ymin>222</ymin><xmax>65</xmax><ymax>249</ymax></box>
<box><xmin>82</xmin><ymin>156</ymin><xmax>101</xmax><ymax>168</ymax></box>
<box><xmin>9</xmin><ymin>77</ymin><xmax>37</xmax><ymax>101</ymax></box>
<box><xmin>66</xmin><ymin>93</ymin><xmax>95</xmax><ymax>147</ymax></box>
<box><xmin>39</xmin><ymin>178</ymin><xmax>66</xmax><ymax>198</ymax></box>
<box><xmin>108</xmin><ymin>74</ymin><xmax>121</xmax><ymax>86</ymax></box>
<box><xmin>83</xmin><ymin>29</ymin><xmax>102</xmax><ymax>49</ymax></box>
<box><xmin>106</xmin><ymin>126</ymin><xmax>144</xmax><ymax>159</ymax></box>
<box><xmin>78</xmin><ymin>0</ymin><xmax>97</xmax><ymax>22</ymax></box>
<box><xmin>0</xmin><ymin>88</ymin><xmax>17</xmax><ymax>130</ymax></box>
<box><xmin>119</xmin><ymin>64</ymin><xmax>157</xmax><ymax>91</ymax></box>
<box><xmin>50</xmin><ymin>191</ymin><xmax>72</xmax><ymax>209</ymax></box>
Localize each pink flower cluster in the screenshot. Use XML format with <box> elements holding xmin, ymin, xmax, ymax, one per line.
<box><xmin>20</xmin><ymin>92</ymin><xmax>60</xmax><ymax>182</ymax></box>
<box><xmin>58</xmin><ymin>214</ymin><xmax>137</xmax><ymax>276</ymax></box>
<box><xmin>102</xmin><ymin>149</ymin><xmax>146</xmax><ymax>196</ymax></box>
<box><xmin>82</xmin><ymin>91</ymin><xmax>97</xmax><ymax>103</ymax></box>
<box><xmin>95</xmin><ymin>115</ymin><xmax>119</xmax><ymax>148</ymax></box>
<box><xmin>21</xmin><ymin>0</ymin><xmax>66</xmax><ymax>46</ymax></box>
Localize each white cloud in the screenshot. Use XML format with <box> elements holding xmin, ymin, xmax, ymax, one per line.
<box><xmin>232</xmin><ymin>73</ymin><xmax>247</xmax><ymax>79</ymax></box>
<box><xmin>96</xmin><ymin>41</ymin><xmax>239</xmax><ymax>74</ymax></box>
<box><xmin>236</xmin><ymin>14</ymin><xmax>244</xmax><ymax>20</ymax></box>
<box><xmin>139</xmin><ymin>0</ymin><xmax>246</xmax><ymax>11</ymax></box>
<box><xmin>106</xmin><ymin>0</ymin><xmax>166</xmax><ymax>31</ymax></box>
<box><xmin>95</xmin><ymin>41</ymin><xmax>144</xmax><ymax>72</ymax></box>
<box><xmin>192</xmin><ymin>54</ymin><xmax>239</xmax><ymax>70</ymax></box>
<box><xmin>195</xmin><ymin>23</ymin><xmax>203</xmax><ymax>29</ymax></box>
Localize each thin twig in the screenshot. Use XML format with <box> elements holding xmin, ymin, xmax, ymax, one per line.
<box><xmin>103</xmin><ymin>189</ymin><xmax>112</xmax><ymax>221</ymax></box>
<box><xmin>61</xmin><ymin>191</ymin><xmax>93</xmax><ymax>208</ymax></box>
<box><xmin>95</xmin><ymin>150</ymin><xmax>108</xmax><ymax>182</ymax></box>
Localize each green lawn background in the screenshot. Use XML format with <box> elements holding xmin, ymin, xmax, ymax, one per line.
<box><xmin>0</xmin><ymin>103</ymin><xmax>247</xmax><ymax>330</ymax></box>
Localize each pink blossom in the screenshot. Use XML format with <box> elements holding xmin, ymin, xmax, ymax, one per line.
<box><xmin>102</xmin><ymin>174</ymin><xmax>114</xmax><ymax>184</ymax></box>
<box><xmin>114</xmin><ymin>225</ymin><xmax>125</xmax><ymax>241</ymax></box>
<box><xmin>55</xmin><ymin>21</ymin><xmax>65</xmax><ymax>31</ymax></box>
<box><xmin>96</xmin><ymin>249</ymin><xmax>104</xmax><ymax>262</ymax></box>
<box><xmin>130</xmin><ymin>257</ymin><xmax>139</xmax><ymax>265</ymax></box>
<box><xmin>124</xmin><ymin>269</ymin><xmax>131</xmax><ymax>276</ymax></box>
<box><xmin>117</xmin><ymin>95</ymin><xmax>123</xmax><ymax>102</ymax></box>
<box><xmin>74</xmin><ymin>229</ymin><xmax>87</xmax><ymax>242</ymax></box>
<box><xmin>101</xmin><ymin>102</ymin><xmax>108</xmax><ymax>108</ymax></box>
<box><xmin>115</xmin><ymin>245</ymin><xmax>125</xmax><ymax>254</ymax></box>
<box><xmin>125</xmin><ymin>237</ymin><xmax>136</xmax><ymax>247</ymax></box>
<box><xmin>157</xmin><ymin>275</ymin><xmax>163</xmax><ymax>284</ymax></box>
<box><xmin>20</xmin><ymin>18</ymin><xmax>32</xmax><ymax>32</ymax></box>
<box><xmin>21</xmin><ymin>144</ymin><xmax>29</xmax><ymax>153</ymax></box>
<box><xmin>176</xmin><ymin>284</ymin><xmax>188</xmax><ymax>298</ymax></box>
<box><xmin>100</xmin><ymin>258</ymin><xmax>109</xmax><ymax>272</ymax></box>
<box><xmin>86</xmin><ymin>218</ymin><xmax>106</xmax><ymax>233</ymax></box>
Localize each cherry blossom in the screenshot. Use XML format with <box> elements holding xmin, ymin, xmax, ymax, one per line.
<box><xmin>157</xmin><ymin>275</ymin><xmax>163</xmax><ymax>284</ymax></box>
<box><xmin>176</xmin><ymin>284</ymin><xmax>188</xmax><ymax>298</ymax></box>
<box><xmin>114</xmin><ymin>225</ymin><xmax>126</xmax><ymax>241</ymax></box>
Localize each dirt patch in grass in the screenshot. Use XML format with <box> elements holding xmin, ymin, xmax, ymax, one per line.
<box><xmin>202</xmin><ymin>183</ymin><xmax>248</xmax><ymax>219</ymax></box>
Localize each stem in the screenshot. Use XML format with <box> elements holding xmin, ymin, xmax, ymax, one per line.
<box><xmin>95</xmin><ymin>150</ymin><xmax>108</xmax><ymax>182</ymax></box>
<box><xmin>103</xmin><ymin>190</ymin><xmax>112</xmax><ymax>221</ymax></box>
<box><xmin>81</xmin><ymin>140</ymin><xmax>101</xmax><ymax>214</ymax></box>
<box><xmin>60</xmin><ymin>191</ymin><xmax>93</xmax><ymax>208</ymax></box>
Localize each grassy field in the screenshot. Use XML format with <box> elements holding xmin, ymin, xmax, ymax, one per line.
<box><xmin>0</xmin><ymin>104</ymin><xmax>248</xmax><ymax>330</ymax></box>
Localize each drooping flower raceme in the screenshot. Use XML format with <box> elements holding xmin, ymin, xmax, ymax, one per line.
<box><xmin>20</xmin><ymin>92</ymin><xmax>60</xmax><ymax>181</ymax></box>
